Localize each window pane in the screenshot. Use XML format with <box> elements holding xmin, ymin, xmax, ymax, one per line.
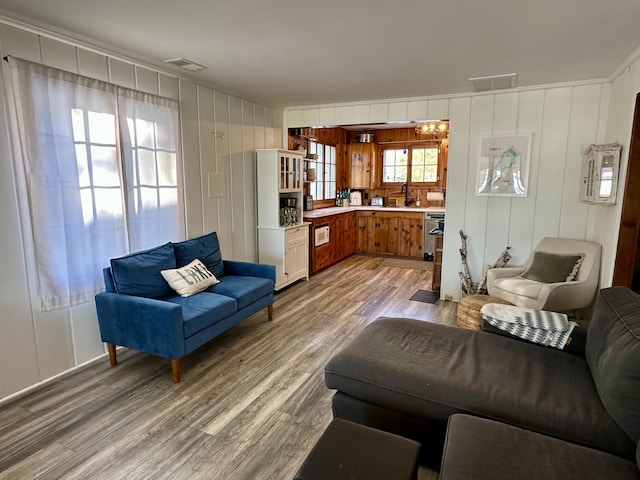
<box><xmin>94</xmin><ymin>188</ymin><xmax>124</xmax><ymax>219</ymax></box>
<box><xmin>383</xmin><ymin>149</ymin><xmax>408</xmax><ymax>183</ymax></box>
<box><xmin>135</xmin><ymin>118</ymin><xmax>156</xmax><ymax>148</ymax></box>
<box><xmin>328</xmin><ymin>146</ymin><xmax>336</xmax><ymax>164</ymax></box>
<box><xmin>71</xmin><ymin>109</ymin><xmax>86</xmax><ymax>142</ymax></box>
<box><xmin>411</xmin><ymin>165</ymin><xmax>425</xmax><ymax>182</ymax></box>
<box><xmin>157</xmin><ymin>152</ymin><xmax>178</xmax><ymax>186</ymax></box>
<box><xmin>383</xmin><ymin>149</ymin><xmax>398</xmax><ymax>166</ymax></box>
<box><xmin>395</xmin><ymin>166</ymin><xmax>407</xmax><ymax>182</ymax></box>
<box><xmin>316</xmin><ymin>159</ymin><xmax>324</xmax><ymax>182</ymax></box>
<box><xmin>90</xmin><ymin>146</ymin><xmax>120</xmax><ymax>187</ymax></box>
<box><xmin>159</xmin><ymin>187</ymin><xmax>178</xmax><ymax>207</ymax></box>
<box><xmin>137</xmin><ymin>149</ymin><xmax>158</xmax><ymax>186</ymax></box>
<box><xmin>75</xmin><ymin>145</ymin><xmax>90</xmax><ymax>187</ymax></box>
<box><xmin>326</xmin><ymin>182</ymin><xmax>336</xmax><ymax>199</ymax></box>
<box><xmin>140</xmin><ymin>186</ymin><xmax>159</xmax><ymax>209</ymax></box>
<box><xmin>88</xmin><ymin>111</ymin><xmax>116</xmax><ymax>144</ymax></box>
<box><xmin>411</xmin><ymin>147</ymin><xmax>438</xmax><ymax>182</ymax></box>
<box><xmin>79</xmin><ymin>188</ymin><xmax>94</xmax><ymax>225</ymax></box>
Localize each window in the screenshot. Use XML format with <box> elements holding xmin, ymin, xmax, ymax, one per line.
<box><xmin>382</xmin><ymin>144</ymin><xmax>440</xmax><ymax>184</ymax></box>
<box><xmin>309</xmin><ymin>141</ymin><xmax>336</xmax><ymax>201</ymax></box>
<box><xmin>7</xmin><ymin>57</ymin><xmax>183</xmax><ymax>310</ymax></box>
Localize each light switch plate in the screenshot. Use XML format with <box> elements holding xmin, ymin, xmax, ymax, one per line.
<box><xmin>208</xmin><ymin>172</ymin><xmax>226</xmax><ymax>198</ymax></box>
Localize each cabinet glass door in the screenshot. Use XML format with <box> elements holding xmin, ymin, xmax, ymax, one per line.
<box><xmin>279</xmin><ymin>154</ymin><xmax>302</xmax><ymax>191</ymax></box>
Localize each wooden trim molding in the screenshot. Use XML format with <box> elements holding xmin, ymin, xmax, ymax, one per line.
<box><xmin>613</xmin><ymin>93</ymin><xmax>640</xmax><ymax>287</ymax></box>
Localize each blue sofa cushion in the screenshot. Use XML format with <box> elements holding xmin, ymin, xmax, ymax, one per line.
<box><xmin>110</xmin><ymin>242</ymin><xmax>175</xmax><ymax>298</ymax></box>
<box><xmin>173</xmin><ymin>232</ymin><xmax>224</xmax><ymax>279</ymax></box>
<box><xmin>165</xmin><ymin>292</ymin><xmax>237</xmax><ymax>337</ymax></box>
<box><xmin>208</xmin><ymin>275</ymin><xmax>273</xmax><ymax>310</ymax></box>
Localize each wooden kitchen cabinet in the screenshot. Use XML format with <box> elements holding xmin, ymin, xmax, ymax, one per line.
<box><xmin>309</xmin><ymin>212</ymin><xmax>356</xmax><ymax>274</ymax></box>
<box><xmin>346</xmin><ymin>143</ymin><xmax>375</xmax><ymax>189</ymax></box>
<box><xmin>364</xmin><ymin>216</ymin><xmax>389</xmax><ymax>254</ymax></box>
<box><xmin>356</xmin><ymin>211</ymin><xmax>423</xmax><ymax>258</ymax></box>
<box><xmin>335</xmin><ymin>211</ymin><xmax>357</xmax><ymax>259</ymax></box>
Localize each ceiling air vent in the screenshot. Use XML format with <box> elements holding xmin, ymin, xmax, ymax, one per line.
<box><xmin>469</xmin><ymin>73</ymin><xmax>517</xmax><ymax>92</ymax></box>
<box><xmin>164</xmin><ymin>57</ymin><xmax>207</xmax><ymax>72</ymax></box>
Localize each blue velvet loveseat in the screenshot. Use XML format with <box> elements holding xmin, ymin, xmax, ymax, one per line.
<box><xmin>95</xmin><ymin>232</ymin><xmax>275</xmax><ymax>382</ymax></box>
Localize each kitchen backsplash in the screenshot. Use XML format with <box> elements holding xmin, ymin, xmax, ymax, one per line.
<box><xmin>367</xmin><ymin>186</ymin><xmax>445</xmax><ymax>207</ymax></box>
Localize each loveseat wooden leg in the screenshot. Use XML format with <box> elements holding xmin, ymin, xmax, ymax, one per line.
<box><xmin>268</xmin><ymin>304</ymin><xmax>273</xmax><ymax>321</ymax></box>
<box><xmin>107</xmin><ymin>343</ymin><xmax>117</xmax><ymax>366</ymax></box>
<box><xmin>171</xmin><ymin>359</ymin><xmax>181</xmax><ymax>383</ymax></box>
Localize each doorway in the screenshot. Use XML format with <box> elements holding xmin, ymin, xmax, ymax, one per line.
<box><xmin>613</xmin><ymin>93</ymin><xmax>640</xmax><ymax>291</ymax></box>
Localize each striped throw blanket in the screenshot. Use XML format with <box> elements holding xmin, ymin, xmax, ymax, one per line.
<box><xmin>480</xmin><ymin>303</ymin><xmax>577</xmax><ymax>349</ymax></box>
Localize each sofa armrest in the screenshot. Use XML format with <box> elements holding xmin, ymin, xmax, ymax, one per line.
<box><xmin>487</xmin><ymin>265</ymin><xmax>527</xmax><ymax>282</ymax></box>
<box><xmin>223</xmin><ymin>260</ymin><xmax>276</xmax><ymax>281</ymax></box>
<box><xmin>95</xmin><ymin>292</ymin><xmax>185</xmax><ymax>359</ymax></box>
<box><xmin>481</xmin><ymin>321</ymin><xmax>588</xmax><ymax>356</ymax></box>
<box><xmin>535</xmin><ymin>279</ymin><xmax>597</xmax><ymax>312</ymax></box>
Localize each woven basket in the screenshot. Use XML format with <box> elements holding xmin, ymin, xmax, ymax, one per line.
<box><xmin>457</xmin><ymin>294</ymin><xmax>512</xmax><ymax>330</ymax></box>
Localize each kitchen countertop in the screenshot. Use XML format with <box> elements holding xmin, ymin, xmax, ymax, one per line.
<box><xmin>303</xmin><ymin>205</ymin><xmax>445</xmax><ymax>219</ymax></box>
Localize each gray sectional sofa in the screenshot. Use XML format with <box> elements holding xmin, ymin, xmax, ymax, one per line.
<box><xmin>324</xmin><ymin>286</ymin><xmax>640</xmax><ymax>476</ymax></box>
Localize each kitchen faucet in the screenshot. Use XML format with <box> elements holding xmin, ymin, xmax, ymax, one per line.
<box><xmin>401</xmin><ymin>183</ymin><xmax>409</xmax><ymax>206</ymax></box>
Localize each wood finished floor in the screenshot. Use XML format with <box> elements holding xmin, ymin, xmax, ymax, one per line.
<box><xmin>0</xmin><ymin>255</ymin><xmax>457</xmax><ymax>480</ymax></box>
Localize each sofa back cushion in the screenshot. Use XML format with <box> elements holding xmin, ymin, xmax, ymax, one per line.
<box><xmin>173</xmin><ymin>231</ymin><xmax>224</xmax><ymax>279</ymax></box>
<box><xmin>110</xmin><ymin>242</ymin><xmax>176</xmax><ymax>298</ymax></box>
<box><xmin>586</xmin><ymin>286</ymin><xmax>640</xmax><ymax>444</ymax></box>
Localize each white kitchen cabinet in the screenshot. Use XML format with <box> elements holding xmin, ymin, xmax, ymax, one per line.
<box><xmin>257</xmin><ymin>149</ymin><xmax>304</xmax><ymax>227</ymax></box>
<box><xmin>257</xmin><ymin>224</ymin><xmax>309</xmax><ymax>290</ymax></box>
<box><xmin>285</xmin><ymin>226</ymin><xmax>309</xmax><ymax>282</ymax></box>
<box><xmin>257</xmin><ymin>149</ymin><xmax>309</xmax><ymax>290</ymax></box>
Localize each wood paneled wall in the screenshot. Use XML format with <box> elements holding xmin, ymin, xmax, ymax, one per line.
<box><xmin>288</xmin><ymin>127</ymin><xmax>447</xmax><ymax>205</ymax></box>
<box><xmin>286</xmin><ymin>83</ymin><xmax>618</xmax><ymax>301</ymax></box>
<box><xmin>366</xmin><ymin>127</ymin><xmax>448</xmax><ymax>205</ymax></box>
<box><xmin>0</xmin><ymin>20</ymin><xmax>282</xmax><ymax>400</ymax></box>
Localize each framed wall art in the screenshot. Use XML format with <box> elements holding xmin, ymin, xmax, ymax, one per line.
<box><xmin>476</xmin><ymin>134</ymin><xmax>532</xmax><ymax>196</ymax></box>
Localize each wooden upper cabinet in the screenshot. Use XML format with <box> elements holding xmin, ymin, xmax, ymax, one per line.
<box><xmin>346</xmin><ymin>144</ymin><xmax>376</xmax><ymax>189</ymax></box>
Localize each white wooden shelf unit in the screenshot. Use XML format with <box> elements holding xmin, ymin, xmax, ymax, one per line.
<box><xmin>256</xmin><ymin>149</ymin><xmax>310</xmax><ymax>290</ymax></box>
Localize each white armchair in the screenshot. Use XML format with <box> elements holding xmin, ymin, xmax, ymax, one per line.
<box><xmin>487</xmin><ymin>237</ymin><xmax>602</xmax><ymax>312</ymax></box>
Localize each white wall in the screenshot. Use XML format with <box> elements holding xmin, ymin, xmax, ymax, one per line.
<box><xmin>286</xmin><ymin>81</ymin><xmax>612</xmax><ymax>301</ymax></box>
<box><xmin>590</xmin><ymin>53</ymin><xmax>640</xmax><ymax>285</ymax></box>
<box><xmin>0</xmin><ymin>20</ymin><xmax>282</xmax><ymax>400</ymax></box>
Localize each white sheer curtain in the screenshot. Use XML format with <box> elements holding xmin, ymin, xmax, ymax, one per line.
<box><xmin>5</xmin><ymin>57</ymin><xmax>184</xmax><ymax>311</ymax></box>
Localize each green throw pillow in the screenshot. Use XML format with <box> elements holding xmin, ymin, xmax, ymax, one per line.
<box><xmin>521</xmin><ymin>252</ymin><xmax>584</xmax><ymax>283</ymax></box>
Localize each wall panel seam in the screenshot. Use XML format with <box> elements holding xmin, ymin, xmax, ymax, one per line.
<box><xmin>558</xmin><ymin>87</ymin><xmax>576</xmax><ymax>235</ymax></box>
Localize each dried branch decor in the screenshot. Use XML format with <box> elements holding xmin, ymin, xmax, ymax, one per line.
<box><xmin>459</xmin><ymin>230</ymin><xmax>511</xmax><ymax>295</ymax></box>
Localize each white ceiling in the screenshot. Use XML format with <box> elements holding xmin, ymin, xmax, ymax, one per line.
<box><xmin>1</xmin><ymin>0</ymin><xmax>640</xmax><ymax>108</ymax></box>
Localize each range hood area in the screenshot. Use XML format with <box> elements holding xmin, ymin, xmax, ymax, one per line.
<box><xmin>354</xmin><ymin>133</ymin><xmax>375</xmax><ymax>143</ymax></box>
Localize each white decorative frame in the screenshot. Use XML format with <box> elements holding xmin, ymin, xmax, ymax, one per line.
<box><xmin>476</xmin><ymin>134</ymin><xmax>532</xmax><ymax>197</ymax></box>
